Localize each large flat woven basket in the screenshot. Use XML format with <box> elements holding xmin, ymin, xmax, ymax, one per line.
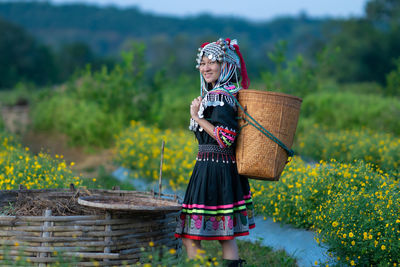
<box><xmin>236</xmin><ymin>90</ymin><xmax>302</xmax><ymax>181</ymax></box>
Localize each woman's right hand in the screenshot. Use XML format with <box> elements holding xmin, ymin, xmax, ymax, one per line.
<box><xmin>190</xmin><ymin>96</ymin><xmax>202</xmax><ymax>120</ymax></box>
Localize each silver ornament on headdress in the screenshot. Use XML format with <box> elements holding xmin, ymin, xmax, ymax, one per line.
<box><xmin>195</xmin><ymin>39</ymin><xmax>241</xmax><ymax>70</ymax></box>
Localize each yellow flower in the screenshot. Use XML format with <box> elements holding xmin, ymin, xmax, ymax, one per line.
<box><xmin>149</xmin><ymin>241</ymin><xmax>154</xmax><ymax>247</ymax></box>
<box><xmin>381</xmin><ymin>244</ymin><xmax>386</xmax><ymax>250</ymax></box>
<box><xmin>332</xmin><ymin>221</ymin><xmax>338</xmax><ymax>227</ymax></box>
<box><xmin>169</xmin><ymin>248</ymin><xmax>176</xmax><ymax>254</ymax></box>
<box><xmin>349</xmin><ymin>232</ymin><xmax>354</xmax><ymax>238</ymax></box>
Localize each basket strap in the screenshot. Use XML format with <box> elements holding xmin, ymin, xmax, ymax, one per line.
<box><xmin>222</xmin><ymin>89</ymin><xmax>295</xmax><ymax>157</ymax></box>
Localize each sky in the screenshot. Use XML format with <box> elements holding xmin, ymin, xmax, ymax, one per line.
<box><xmin>51</xmin><ymin>0</ymin><xmax>369</xmax><ymax>21</ymax></box>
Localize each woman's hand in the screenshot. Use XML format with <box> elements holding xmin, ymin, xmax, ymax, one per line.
<box><xmin>190</xmin><ymin>96</ymin><xmax>202</xmax><ymax>120</ymax></box>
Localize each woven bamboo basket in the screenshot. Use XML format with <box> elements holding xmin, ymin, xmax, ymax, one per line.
<box><xmin>0</xmin><ymin>188</ymin><xmax>182</xmax><ymax>266</ymax></box>
<box><xmin>236</xmin><ymin>90</ymin><xmax>302</xmax><ymax>181</ymax></box>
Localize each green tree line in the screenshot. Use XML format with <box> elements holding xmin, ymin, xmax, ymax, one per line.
<box><xmin>1</xmin><ymin>0</ymin><xmax>400</xmax><ymax>92</ymax></box>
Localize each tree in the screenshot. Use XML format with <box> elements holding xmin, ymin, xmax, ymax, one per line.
<box><xmin>366</xmin><ymin>0</ymin><xmax>400</xmax><ymax>27</ymax></box>
<box><xmin>56</xmin><ymin>42</ymin><xmax>95</xmax><ymax>81</ymax></box>
<box><xmin>0</xmin><ymin>18</ymin><xmax>56</xmax><ymax>89</ymax></box>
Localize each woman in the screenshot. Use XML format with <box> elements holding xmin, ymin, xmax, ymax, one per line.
<box><xmin>175</xmin><ymin>38</ymin><xmax>255</xmax><ymax>267</ymax></box>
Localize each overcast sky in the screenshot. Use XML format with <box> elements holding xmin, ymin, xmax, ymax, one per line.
<box><xmin>51</xmin><ymin>0</ymin><xmax>369</xmax><ymax>21</ymax></box>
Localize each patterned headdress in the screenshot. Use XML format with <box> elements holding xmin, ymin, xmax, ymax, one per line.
<box><xmin>196</xmin><ymin>38</ymin><xmax>250</xmax><ymax>96</ymax></box>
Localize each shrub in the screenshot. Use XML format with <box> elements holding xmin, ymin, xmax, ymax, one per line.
<box><xmin>31</xmin><ymin>44</ymin><xmax>149</xmax><ymax>148</ymax></box>
<box><xmin>65</xmin><ymin>44</ymin><xmax>148</xmax><ymax>124</ymax></box>
<box><xmin>32</xmin><ymin>94</ymin><xmax>124</xmax><ymax>147</ymax></box>
<box><xmin>251</xmin><ymin>157</ymin><xmax>399</xmax><ymax>266</ymax></box>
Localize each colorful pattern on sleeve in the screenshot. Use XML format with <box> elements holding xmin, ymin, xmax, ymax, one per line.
<box><xmin>214</xmin><ymin>126</ymin><xmax>237</xmax><ymax>148</ymax></box>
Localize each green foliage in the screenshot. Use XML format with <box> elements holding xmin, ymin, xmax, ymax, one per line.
<box><xmin>55</xmin><ymin>42</ymin><xmax>109</xmax><ymax>82</ymax></box>
<box><xmin>295</xmin><ymin>125</ymin><xmax>400</xmax><ymax>174</ymax></box>
<box><xmin>0</xmin><ymin>82</ymin><xmax>39</xmax><ymax>106</ymax></box>
<box><xmin>149</xmin><ymin>73</ymin><xmax>198</xmax><ymax>129</ymax></box>
<box><xmin>66</xmin><ymin>42</ymin><xmax>147</xmax><ymax>120</ymax></box>
<box><xmin>32</xmin><ymin>43</ymin><xmax>148</xmax><ymax>147</ymax></box>
<box><xmin>251</xmin><ymin>157</ymin><xmax>400</xmax><ymax>266</ymax></box>
<box><xmin>0</xmin><ymin>116</ymin><xmax>4</xmax><ymax>131</ymax></box>
<box><xmin>321</xmin><ymin>17</ymin><xmax>400</xmax><ymax>85</ymax></box>
<box><xmin>179</xmin><ymin>240</ymin><xmax>298</xmax><ymax>267</ymax></box>
<box><xmin>386</xmin><ymin>57</ymin><xmax>400</xmax><ymax>96</ymax></box>
<box><xmin>32</xmin><ymin>94</ymin><xmax>124</xmax><ymax>148</ymax></box>
<box><xmin>366</xmin><ymin>0</ymin><xmax>400</xmax><ymax>27</ymax></box>
<box><xmin>338</xmin><ymin>81</ymin><xmax>383</xmax><ymax>94</ymax></box>
<box><xmin>0</xmin><ymin>18</ymin><xmax>57</xmax><ymax>89</ymax></box>
<box><xmin>299</xmin><ymin>91</ymin><xmax>400</xmax><ymax>135</ymax></box>
<box><xmin>260</xmin><ymin>41</ymin><xmax>318</xmax><ymax>97</ymax></box>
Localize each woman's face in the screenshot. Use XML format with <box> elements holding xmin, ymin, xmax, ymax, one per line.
<box><xmin>200</xmin><ymin>56</ymin><xmax>221</xmax><ymax>86</ymax></box>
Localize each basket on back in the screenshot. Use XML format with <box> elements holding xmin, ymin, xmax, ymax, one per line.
<box><xmin>235</xmin><ymin>90</ymin><xmax>302</xmax><ymax>181</ymax></box>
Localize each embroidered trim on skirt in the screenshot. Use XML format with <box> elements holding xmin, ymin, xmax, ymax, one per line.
<box><xmin>175</xmin><ymin>144</ymin><xmax>255</xmax><ymax>240</ymax></box>
<box><xmin>175</xmin><ymin>191</ymin><xmax>255</xmax><ymax>240</ymax></box>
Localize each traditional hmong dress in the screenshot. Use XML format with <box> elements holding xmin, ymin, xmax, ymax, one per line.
<box><xmin>175</xmin><ymin>84</ymin><xmax>255</xmax><ymax>240</ymax></box>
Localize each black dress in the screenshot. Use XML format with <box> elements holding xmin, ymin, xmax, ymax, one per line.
<box><xmin>175</xmin><ymin>87</ymin><xmax>255</xmax><ymax>240</ymax></box>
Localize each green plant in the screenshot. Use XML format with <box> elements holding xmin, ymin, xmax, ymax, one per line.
<box><xmin>298</xmin><ymin>91</ymin><xmax>400</xmax><ymax>135</ymax></box>
<box><xmin>260</xmin><ymin>41</ymin><xmax>318</xmax><ymax>97</ymax></box>
<box><xmin>386</xmin><ymin>57</ymin><xmax>400</xmax><ymax>96</ymax></box>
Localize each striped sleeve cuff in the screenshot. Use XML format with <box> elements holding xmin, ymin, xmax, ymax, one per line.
<box><xmin>213</xmin><ymin>126</ymin><xmax>237</xmax><ymax>148</ymax></box>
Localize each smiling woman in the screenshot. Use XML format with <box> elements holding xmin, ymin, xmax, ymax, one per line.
<box><xmin>175</xmin><ymin>38</ymin><xmax>253</xmax><ymax>267</ymax></box>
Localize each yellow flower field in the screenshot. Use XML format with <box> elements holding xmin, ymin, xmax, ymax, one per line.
<box><xmin>115</xmin><ymin>121</ymin><xmax>197</xmax><ymax>190</ymax></box>
<box><xmin>115</xmin><ymin>122</ymin><xmax>400</xmax><ymax>265</ymax></box>
<box><xmin>296</xmin><ymin>125</ymin><xmax>400</xmax><ymax>174</ymax></box>
<box><xmin>0</xmin><ymin>132</ymin><xmax>81</xmax><ymax>190</ymax></box>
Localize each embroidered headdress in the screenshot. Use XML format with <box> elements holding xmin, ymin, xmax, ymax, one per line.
<box><xmin>196</xmin><ymin>38</ymin><xmax>250</xmax><ymax>96</ymax></box>
<box><xmin>189</xmin><ymin>38</ymin><xmax>250</xmax><ymax>132</ymax></box>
